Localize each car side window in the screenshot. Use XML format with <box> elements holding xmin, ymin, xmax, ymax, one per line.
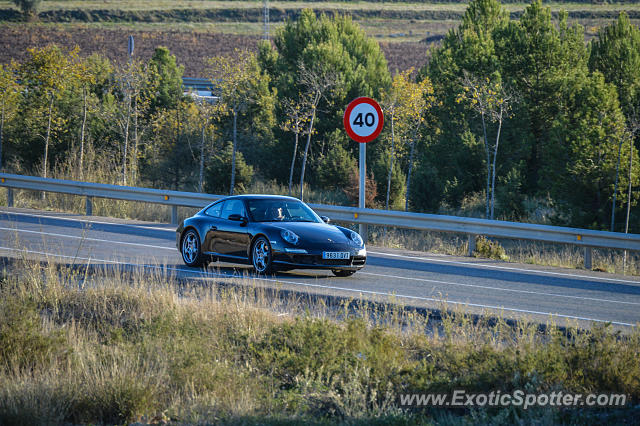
<box><xmin>204</xmin><ymin>202</ymin><xmax>222</xmax><ymax>218</ymax></box>
<box><xmin>221</xmin><ymin>199</ymin><xmax>247</xmax><ymax>219</ymax></box>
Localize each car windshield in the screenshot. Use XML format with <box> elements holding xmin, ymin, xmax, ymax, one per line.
<box><xmin>247</xmin><ymin>199</ymin><xmax>322</xmax><ymax>223</ymax></box>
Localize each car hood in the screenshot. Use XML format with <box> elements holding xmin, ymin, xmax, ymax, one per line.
<box><xmin>268</xmin><ymin>222</ymin><xmax>351</xmax><ymax>244</ymax></box>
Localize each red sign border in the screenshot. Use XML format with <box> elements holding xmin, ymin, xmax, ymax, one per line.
<box><xmin>343</xmin><ymin>97</ymin><xmax>384</xmax><ymax>143</ymax></box>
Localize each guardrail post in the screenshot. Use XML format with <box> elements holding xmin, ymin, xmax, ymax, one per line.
<box><xmin>467</xmin><ymin>234</ymin><xmax>476</xmax><ymax>257</ymax></box>
<box><xmin>85</xmin><ymin>196</ymin><xmax>92</xmax><ymax>216</ymax></box>
<box><xmin>7</xmin><ymin>188</ymin><xmax>13</xmax><ymax>207</ymax></box>
<box><xmin>584</xmin><ymin>247</ymin><xmax>593</xmax><ymax>270</ymax></box>
<box><xmin>171</xmin><ymin>205</ymin><xmax>178</xmax><ymax>225</ymax></box>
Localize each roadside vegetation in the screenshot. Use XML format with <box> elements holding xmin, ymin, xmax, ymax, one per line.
<box><xmin>0</xmin><ymin>257</ymin><xmax>638</xmax><ymax>424</ymax></box>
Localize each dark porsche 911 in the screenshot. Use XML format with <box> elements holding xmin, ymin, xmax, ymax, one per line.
<box><xmin>176</xmin><ymin>195</ymin><xmax>366</xmax><ymax>276</ymax></box>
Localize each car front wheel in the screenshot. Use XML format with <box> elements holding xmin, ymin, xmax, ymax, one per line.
<box><xmin>252</xmin><ymin>236</ymin><xmax>273</xmax><ymax>274</ymax></box>
<box><xmin>181</xmin><ymin>229</ymin><xmax>208</xmax><ymax>268</ymax></box>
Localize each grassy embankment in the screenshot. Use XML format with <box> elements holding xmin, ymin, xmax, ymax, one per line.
<box><xmin>0</xmin><ymin>256</ymin><xmax>639</xmax><ymax>424</ymax></box>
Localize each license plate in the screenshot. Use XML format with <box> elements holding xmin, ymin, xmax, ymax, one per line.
<box><xmin>322</xmin><ymin>251</ymin><xmax>350</xmax><ymax>260</ymax></box>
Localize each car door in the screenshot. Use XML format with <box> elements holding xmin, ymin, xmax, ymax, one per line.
<box><xmin>201</xmin><ymin>201</ymin><xmax>223</xmax><ymax>253</ymax></box>
<box><xmin>213</xmin><ymin>199</ymin><xmax>251</xmax><ymax>259</ymax></box>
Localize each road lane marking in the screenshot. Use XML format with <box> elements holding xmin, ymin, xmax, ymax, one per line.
<box><xmin>0</xmin><ymin>246</ymin><xmax>635</xmax><ymax>327</ymax></box>
<box><xmin>368</xmin><ymin>251</ymin><xmax>640</xmax><ymax>285</ymax></box>
<box><xmin>360</xmin><ymin>271</ymin><xmax>640</xmax><ymax>306</ymax></box>
<box><xmin>0</xmin><ymin>210</ymin><xmax>175</xmax><ymax>232</ymax></box>
<box><xmin>0</xmin><ymin>226</ymin><xmax>175</xmax><ymax>251</ymax></box>
<box><xmin>2</xmin><ymin>226</ymin><xmax>639</xmax><ymax>307</ymax></box>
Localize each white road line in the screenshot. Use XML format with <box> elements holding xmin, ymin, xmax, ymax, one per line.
<box><xmin>0</xmin><ymin>226</ymin><xmax>175</xmax><ymax>251</ymax></box>
<box><xmin>0</xmin><ymin>245</ymin><xmax>635</xmax><ymax>327</ymax></box>
<box><xmin>0</xmin><ymin>210</ymin><xmax>175</xmax><ymax>232</ymax></box>
<box><xmin>360</xmin><ymin>271</ymin><xmax>640</xmax><ymax>306</ymax></box>
<box><xmin>368</xmin><ymin>251</ymin><xmax>640</xmax><ymax>284</ymax></box>
<box><xmin>2</xmin><ymin>226</ymin><xmax>639</xmax><ymax>307</ymax></box>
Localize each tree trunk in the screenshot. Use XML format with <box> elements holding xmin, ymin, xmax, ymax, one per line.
<box><xmin>385</xmin><ymin>115</ymin><xmax>396</xmax><ymax>210</ymax></box>
<box><xmin>490</xmin><ymin>110</ymin><xmax>503</xmax><ymax>220</ymax></box>
<box><xmin>405</xmin><ymin>138</ymin><xmax>416</xmax><ymax>212</ymax></box>
<box><xmin>122</xmin><ymin>92</ymin><xmax>131</xmax><ymax>186</ymax></box>
<box><xmin>288</xmin><ymin>132</ymin><xmax>299</xmax><ymax>196</ymax></box>
<box><xmin>42</xmin><ymin>94</ymin><xmax>54</xmax><ymax>200</ymax></box>
<box><xmin>132</xmin><ymin>96</ymin><xmax>139</xmax><ymax>185</ymax></box>
<box><xmin>299</xmin><ymin>99</ymin><xmax>317</xmax><ymax>201</ymax></box>
<box><xmin>481</xmin><ymin>112</ymin><xmax>490</xmax><ymax>219</ymax></box>
<box><xmin>0</xmin><ymin>100</ymin><xmax>4</xmax><ymax>172</ymax></box>
<box><xmin>624</xmin><ymin>138</ymin><xmax>634</xmax><ymax>272</ymax></box>
<box><xmin>79</xmin><ymin>87</ymin><xmax>87</xmax><ymax>180</ymax></box>
<box><xmin>199</xmin><ymin>124</ymin><xmax>205</xmax><ymax>192</ymax></box>
<box><xmin>611</xmin><ymin>137</ymin><xmax>624</xmax><ymax>231</ymax></box>
<box><xmin>625</xmin><ymin>138</ymin><xmax>633</xmax><ymax>234</ymax></box>
<box><xmin>230</xmin><ymin>108</ymin><xmax>237</xmax><ymax>195</ymax></box>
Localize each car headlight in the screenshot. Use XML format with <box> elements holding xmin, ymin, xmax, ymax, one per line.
<box><xmin>350</xmin><ymin>231</ymin><xmax>363</xmax><ymax>247</ymax></box>
<box><xmin>281</xmin><ymin>229</ymin><xmax>299</xmax><ymax>245</ymax></box>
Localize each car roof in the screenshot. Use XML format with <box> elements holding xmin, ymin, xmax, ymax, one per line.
<box><xmin>211</xmin><ymin>194</ymin><xmax>302</xmax><ymax>202</ymax></box>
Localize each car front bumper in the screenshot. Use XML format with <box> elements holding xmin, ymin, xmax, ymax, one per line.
<box><xmin>272</xmin><ymin>246</ymin><xmax>367</xmax><ymax>271</ymax></box>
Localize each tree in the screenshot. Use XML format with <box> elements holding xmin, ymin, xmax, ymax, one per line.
<box><xmin>189</xmin><ymin>92</ymin><xmax>224</xmax><ymax>193</ymax></box>
<box><xmin>404</xmin><ymin>75</ymin><xmax>437</xmax><ymax>211</ymax></box>
<box><xmin>545</xmin><ymin>71</ymin><xmax>638</xmax><ymax>229</ymax></box>
<box><xmin>0</xmin><ymin>62</ymin><xmax>20</xmax><ymax>172</ymax></box>
<box><xmin>497</xmin><ymin>1</ymin><xmax>587</xmax><ymax>193</ymax></box>
<box><xmin>208</xmin><ymin>50</ymin><xmax>265</xmax><ymax>195</ymax></box>
<box><xmin>147</xmin><ymin>47</ymin><xmax>184</xmax><ymax>114</ymax></box>
<box><xmin>259</xmin><ymin>9</ymin><xmax>390</xmax><ymax>188</ymax></box>
<box><xmin>13</xmin><ymin>0</ymin><xmax>40</xmax><ymax>20</ymax></box>
<box><xmin>109</xmin><ymin>60</ymin><xmax>151</xmax><ymax>185</ymax></box>
<box><xmin>589</xmin><ymin>12</ymin><xmax>640</xmax><ymax>120</ymax></box>
<box><xmin>457</xmin><ymin>72</ymin><xmax>515</xmax><ymax>219</ymax></box>
<box><xmin>280</xmin><ymin>94</ymin><xmax>313</xmax><ymax>195</ymax></box>
<box><xmin>18</xmin><ymin>46</ymin><xmax>77</xmax><ymax>185</ymax></box>
<box><xmin>297</xmin><ymin>61</ymin><xmax>337</xmax><ymax>201</ymax></box>
<box><xmin>381</xmin><ymin>69</ymin><xmax>438</xmax><ymax>211</ymax></box>
<box><xmin>205</xmin><ymin>142</ymin><xmax>254</xmax><ymax>195</ymax></box>
<box><xmin>423</xmin><ymin>0</ymin><xmax>509</xmax><ymax>211</ymax></box>
<box><xmin>380</xmin><ymin>71</ymin><xmax>407</xmax><ymax>211</ymax></box>
<box><xmin>588</xmin><ymin>13</ymin><xmax>640</xmax><ymax>231</ymax></box>
<box><xmin>70</xmin><ymin>55</ymin><xmax>97</xmax><ymax>180</ymax></box>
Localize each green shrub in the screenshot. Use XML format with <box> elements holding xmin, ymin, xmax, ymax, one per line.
<box><xmin>12</xmin><ymin>0</ymin><xmax>40</xmax><ymax>19</ymax></box>
<box><xmin>205</xmin><ymin>142</ymin><xmax>254</xmax><ymax>195</ymax></box>
<box><xmin>0</xmin><ymin>296</ymin><xmax>69</xmax><ymax>372</ymax></box>
<box><xmin>474</xmin><ymin>236</ymin><xmax>509</xmax><ymax>261</ymax></box>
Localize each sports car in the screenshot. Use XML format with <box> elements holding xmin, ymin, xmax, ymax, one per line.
<box><xmin>176</xmin><ymin>195</ymin><xmax>367</xmax><ymax>276</ymax></box>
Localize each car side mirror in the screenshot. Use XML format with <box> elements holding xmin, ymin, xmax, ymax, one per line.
<box><xmin>321</xmin><ymin>216</ymin><xmax>330</xmax><ymax>224</ymax></box>
<box><xmin>228</xmin><ymin>214</ymin><xmax>248</xmax><ymax>224</ymax></box>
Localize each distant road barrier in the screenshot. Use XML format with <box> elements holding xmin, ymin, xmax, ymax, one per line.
<box><xmin>2</xmin><ymin>173</ymin><xmax>639</xmax><ymax>270</ymax></box>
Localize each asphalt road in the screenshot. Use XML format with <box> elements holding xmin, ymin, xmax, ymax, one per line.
<box><xmin>2</xmin><ymin>207</ymin><xmax>640</xmax><ymax>328</ymax></box>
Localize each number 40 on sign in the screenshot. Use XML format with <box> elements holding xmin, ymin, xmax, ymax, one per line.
<box><xmin>343</xmin><ymin>97</ymin><xmax>384</xmax><ymax>144</ymax></box>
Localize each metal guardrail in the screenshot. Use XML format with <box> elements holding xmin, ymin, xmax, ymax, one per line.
<box><xmin>2</xmin><ymin>172</ymin><xmax>639</xmax><ymax>269</ymax></box>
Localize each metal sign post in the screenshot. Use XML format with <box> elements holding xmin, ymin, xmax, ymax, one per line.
<box><xmin>343</xmin><ymin>97</ymin><xmax>384</xmax><ymax>244</ymax></box>
<box><xmin>359</xmin><ymin>142</ymin><xmax>366</xmax><ymax>240</ymax></box>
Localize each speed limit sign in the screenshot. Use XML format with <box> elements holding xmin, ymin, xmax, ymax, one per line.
<box><xmin>343</xmin><ymin>97</ymin><xmax>384</xmax><ymax>143</ymax></box>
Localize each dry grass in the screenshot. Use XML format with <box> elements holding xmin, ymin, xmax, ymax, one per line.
<box><xmin>0</xmin><ymin>254</ymin><xmax>638</xmax><ymax>423</ymax></box>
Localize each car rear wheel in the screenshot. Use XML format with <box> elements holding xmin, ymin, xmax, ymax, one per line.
<box><xmin>181</xmin><ymin>229</ymin><xmax>208</xmax><ymax>268</ymax></box>
<box><xmin>332</xmin><ymin>269</ymin><xmax>356</xmax><ymax>277</ymax></box>
<box><xmin>252</xmin><ymin>236</ymin><xmax>273</xmax><ymax>274</ymax></box>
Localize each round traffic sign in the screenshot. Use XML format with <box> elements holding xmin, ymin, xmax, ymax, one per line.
<box><xmin>343</xmin><ymin>97</ymin><xmax>384</xmax><ymax>143</ymax></box>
